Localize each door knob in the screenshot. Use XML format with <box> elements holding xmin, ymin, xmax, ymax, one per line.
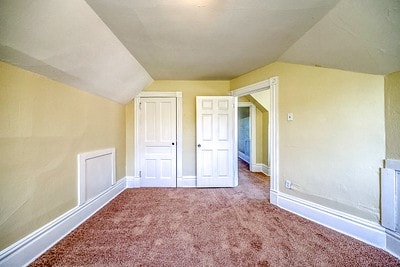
<box><xmin>172</xmin><ymin>142</ymin><xmax>175</xmax><ymax>145</ymax></box>
<box><xmin>197</xmin><ymin>144</ymin><xmax>201</xmax><ymax>147</ymax></box>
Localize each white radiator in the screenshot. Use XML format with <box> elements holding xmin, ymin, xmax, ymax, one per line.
<box><xmin>381</xmin><ymin>159</ymin><xmax>400</xmax><ymax>231</ymax></box>
<box><xmin>77</xmin><ymin>148</ymin><xmax>116</xmax><ymax>205</ymax></box>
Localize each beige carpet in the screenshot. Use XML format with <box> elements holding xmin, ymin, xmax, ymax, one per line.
<box><xmin>31</xmin><ymin>161</ymin><xmax>400</xmax><ymax>266</ymax></box>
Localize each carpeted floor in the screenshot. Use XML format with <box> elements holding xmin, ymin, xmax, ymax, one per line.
<box><xmin>31</xmin><ymin>160</ymin><xmax>400</xmax><ymax>266</ymax></box>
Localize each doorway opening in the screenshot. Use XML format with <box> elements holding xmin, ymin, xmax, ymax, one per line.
<box><xmin>232</xmin><ymin>77</ymin><xmax>279</xmax><ymax>204</ymax></box>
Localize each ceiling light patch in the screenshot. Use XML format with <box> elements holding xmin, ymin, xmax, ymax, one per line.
<box><xmin>186</xmin><ymin>0</ymin><xmax>210</xmax><ymax>8</ymax></box>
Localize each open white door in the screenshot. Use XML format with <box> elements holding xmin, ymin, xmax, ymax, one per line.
<box><xmin>196</xmin><ymin>96</ymin><xmax>236</xmax><ymax>187</ymax></box>
<box><xmin>139</xmin><ymin>97</ymin><xmax>177</xmax><ymax>187</ymax></box>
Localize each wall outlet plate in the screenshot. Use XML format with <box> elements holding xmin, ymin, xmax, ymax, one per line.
<box><xmin>285</xmin><ymin>180</ymin><xmax>292</xmax><ymax>189</ymax></box>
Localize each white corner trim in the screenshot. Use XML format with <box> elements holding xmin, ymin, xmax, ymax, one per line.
<box><xmin>178</xmin><ymin>176</ymin><xmax>197</xmax><ymax>187</ymax></box>
<box><xmin>386</xmin><ymin>230</ymin><xmax>400</xmax><ymax>258</ymax></box>
<box><xmin>276</xmin><ymin>192</ymin><xmax>386</xmax><ymax>249</ymax></box>
<box><xmin>126</xmin><ymin>176</ymin><xmax>140</xmax><ymax>188</ymax></box>
<box><xmin>0</xmin><ymin>178</ymin><xmax>126</xmax><ymax>267</ymax></box>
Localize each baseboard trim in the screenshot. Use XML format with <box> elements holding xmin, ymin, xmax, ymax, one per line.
<box><xmin>0</xmin><ymin>178</ymin><xmax>126</xmax><ymax>267</ymax></box>
<box><xmin>252</xmin><ymin>163</ymin><xmax>270</xmax><ymax>176</ymax></box>
<box><xmin>270</xmin><ymin>189</ymin><xmax>278</xmax><ymax>205</ymax></box>
<box><xmin>238</xmin><ymin>152</ymin><xmax>250</xmax><ymax>164</ymax></box>
<box><xmin>261</xmin><ymin>164</ymin><xmax>270</xmax><ymax>176</ymax></box>
<box><xmin>126</xmin><ymin>176</ymin><xmax>140</xmax><ymax>188</ymax></box>
<box><xmin>178</xmin><ymin>176</ymin><xmax>197</xmax><ymax>187</ymax></box>
<box><xmin>251</xmin><ymin>163</ymin><xmax>262</xmax><ymax>172</ymax></box>
<box><xmin>276</xmin><ymin>192</ymin><xmax>386</xmax><ymax>249</ymax></box>
<box><xmin>386</xmin><ymin>230</ymin><xmax>400</xmax><ymax>258</ymax></box>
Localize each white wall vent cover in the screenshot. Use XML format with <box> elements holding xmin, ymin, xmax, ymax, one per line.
<box><xmin>78</xmin><ymin>148</ymin><xmax>116</xmax><ymax>205</ymax></box>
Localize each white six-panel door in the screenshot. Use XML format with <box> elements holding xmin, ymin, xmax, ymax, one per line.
<box><xmin>196</xmin><ymin>96</ymin><xmax>235</xmax><ymax>187</ymax></box>
<box><xmin>139</xmin><ymin>97</ymin><xmax>177</xmax><ymax>187</ymax></box>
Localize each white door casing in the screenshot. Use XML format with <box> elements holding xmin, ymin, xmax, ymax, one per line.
<box><xmin>139</xmin><ymin>97</ymin><xmax>177</xmax><ymax>187</ymax></box>
<box><xmin>231</xmin><ymin>77</ymin><xmax>279</xmax><ymax>204</ymax></box>
<box><xmin>196</xmin><ymin>96</ymin><xmax>237</xmax><ymax>187</ymax></box>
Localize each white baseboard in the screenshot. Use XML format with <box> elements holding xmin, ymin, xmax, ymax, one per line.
<box><xmin>261</xmin><ymin>164</ymin><xmax>270</xmax><ymax>176</ymax></box>
<box><xmin>386</xmin><ymin>230</ymin><xmax>400</xmax><ymax>258</ymax></box>
<box><xmin>177</xmin><ymin>176</ymin><xmax>196</xmax><ymax>187</ymax></box>
<box><xmin>252</xmin><ymin>163</ymin><xmax>270</xmax><ymax>176</ymax></box>
<box><xmin>0</xmin><ymin>178</ymin><xmax>126</xmax><ymax>267</ymax></box>
<box><xmin>270</xmin><ymin>189</ymin><xmax>278</xmax><ymax>205</ymax></box>
<box><xmin>126</xmin><ymin>176</ymin><xmax>196</xmax><ymax>188</ymax></box>
<box><xmin>126</xmin><ymin>176</ymin><xmax>140</xmax><ymax>188</ymax></box>
<box><xmin>251</xmin><ymin>163</ymin><xmax>262</xmax><ymax>172</ymax></box>
<box><xmin>238</xmin><ymin>152</ymin><xmax>250</xmax><ymax>163</ymax></box>
<box><xmin>276</xmin><ymin>192</ymin><xmax>386</xmax><ymax>249</ymax></box>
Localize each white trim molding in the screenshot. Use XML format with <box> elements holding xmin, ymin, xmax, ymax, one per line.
<box><xmin>251</xmin><ymin>163</ymin><xmax>271</xmax><ymax>176</ymax></box>
<box><xmin>0</xmin><ymin>178</ymin><xmax>126</xmax><ymax>267</ymax></box>
<box><xmin>177</xmin><ymin>176</ymin><xmax>197</xmax><ymax>187</ymax></box>
<box><xmin>276</xmin><ymin>192</ymin><xmax>387</xmax><ymax>249</ymax></box>
<box><xmin>231</xmin><ymin>79</ymin><xmax>271</xmax><ymax>96</ymax></box>
<box><xmin>126</xmin><ymin>176</ymin><xmax>140</xmax><ymax>188</ymax></box>
<box><xmin>232</xmin><ymin>76</ymin><xmax>279</xmax><ymax>205</ymax></box>
<box><xmin>386</xmin><ymin>230</ymin><xmax>400</xmax><ymax>258</ymax></box>
<box><xmin>262</xmin><ymin>164</ymin><xmax>270</xmax><ymax>176</ymax></box>
<box><xmin>238</xmin><ymin>151</ymin><xmax>250</xmax><ymax>163</ymax></box>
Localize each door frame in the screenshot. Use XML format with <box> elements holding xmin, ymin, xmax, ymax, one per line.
<box><xmin>134</xmin><ymin>92</ymin><xmax>183</xmax><ymax>186</ymax></box>
<box><xmin>231</xmin><ymin>77</ymin><xmax>279</xmax><ymax>204</ymax></box>
<box><xmin>238</xmin><ymin>102</ymin><xmax>257</xmax><ymax>171</ymax></box>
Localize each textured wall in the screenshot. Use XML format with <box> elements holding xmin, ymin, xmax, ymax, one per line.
<box><xmin>125</xmin><ymin>101</ymin><xmax>134</xmax><ymax>176</ymax></box>
<box><xmin>0</xmin><ymin>61</ymin><xmax>126</xmax><ymax>250</ymax></box>
<box><xmin>231</xmin><ymin>62</ymin><xmax>385</xmax><ymax>222</ymax></box>
<box><xmin>385</xmin><ymin>71</ymin><xmax>400</xmax><ymax>160</ymax></box>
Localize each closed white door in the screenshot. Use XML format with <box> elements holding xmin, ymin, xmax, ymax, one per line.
<box><xmin>196</xmin><ymin>96</ymin><xmax>235</xmax><ymax>187</ymax></box>
<box><xmin>139</xmin><ymin>97</ymin><xmax>177</xmax><ymax>187</ymax></box>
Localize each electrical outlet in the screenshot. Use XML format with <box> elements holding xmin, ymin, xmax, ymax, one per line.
<box><xmin>285</xmin><ymin>180</ymin><xmax>292</xmax><ymax>189</ymax></box>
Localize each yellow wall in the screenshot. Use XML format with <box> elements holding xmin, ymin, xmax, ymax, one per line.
<box><xmin>125</xmin><ymin>80</ymin><xmax>231</xmax><ymax>177</ymax></box>
<box><xmin>262</xmin><ymin>111</ymin><xmax>269</xmax><ymax>166</ymax></box>
<box><xmin>231</xmin><ymin>62</ymin><xmax>385</xmax><ymax>222</ymax></box>
<box><xmin>0</xmin><ymin>61</ymin><xmax>126</xmax><ymax>250</ymax></box>
<box><xmin>125</xmin><ymin>101</ymin><xmax>134</xmax><ymax>176</ymax></box>
<box><xmin>255</xmin><ymin>108</ymin><xmax>263</xmax><ymax>163</ymax></box>
<box><xmin>385</xmin><ymin>71</ymin><xmax>400</xmax><ymax>160</ymax></box>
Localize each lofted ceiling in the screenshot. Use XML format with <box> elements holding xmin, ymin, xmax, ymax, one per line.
<box><xmin>0</xmin><ymin>0</ymin><xmax>399</xmax><ymax>103</ymax></box>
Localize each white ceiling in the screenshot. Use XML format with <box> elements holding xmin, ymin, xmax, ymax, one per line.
<box><xmin>0</xmin><ymin>0</ymin><xmax>153</xmax><ymax>103</ymax></box>
<box><xmin>1</xmin><ymin>0</ymin><xmax>399</xmax><ymax>103</ymax></box>
<box><xmin>279</xmin><ymin>0</ymin><xmax>400</xmax><ymax>75</ymax></box>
